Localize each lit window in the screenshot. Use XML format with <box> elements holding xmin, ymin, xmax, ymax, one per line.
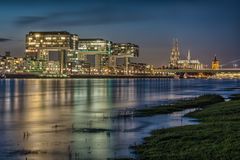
<box><xmin>45</xmin><ymin>37</ymin><xmax>51</xmax><ymax>40</ymax></box>
<box><xmin>35</xmin><ymin>34</ymin><xmax>40</xmax><ymax>38</ymax></box>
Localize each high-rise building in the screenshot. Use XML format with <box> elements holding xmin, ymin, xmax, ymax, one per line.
<box><xmin>25</xmin><ymin>31</ymin><xmax>79</xmax><ymax>73</ymax></box>
<box><xmin>78</xmin><ymin>39</ymin><xmax>112</xmax><ymax>69</ymax></box>
<box><xmin>78</xmin><ymin>39</ymin><xmax>112</xmax><ymax>54</ymax></box>
<box><xmin>25</xmin><ymin>31</ymin><xmax>78</xmax><ymax>60</ymax></box>
<box><xmin>111</xmin><ymin>43</ymin><xmax>139</xmax><ymax>57</ymax></box>
<box><xmin>169</xmin><ymin>39</ymin><xmax>180</xmax><ymax>68</ymax></box>
<box><xmin>110</xmin><ymin>43</ymin><xmax>139</xmax><ymax>74</ymax></box>
<box><xmin>24</xmin><ymin>31</ymin><xmax>140</xmax><ymax>75</ymax></box>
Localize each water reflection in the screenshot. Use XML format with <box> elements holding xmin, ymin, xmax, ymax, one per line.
<box><xmin>0</xmin><ymin>79</ymin><xmax>239</xmax><ymax>159</ymax></box>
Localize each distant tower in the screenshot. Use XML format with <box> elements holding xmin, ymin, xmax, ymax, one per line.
<box><xmin>212</xmin><ymin>55</ymin><xmax>220</xmax><ymax>70</ymax></box>
<box><xmin>187</xmin><ymin>50</ymin><xmax>191</xmax><ymax>61</ymax></box>
<box><xmin>169</xmin><ymin>38</ymin><xmax>180</xmax><ymax>68</ymax></box>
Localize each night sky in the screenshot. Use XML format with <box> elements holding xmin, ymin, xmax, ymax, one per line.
<box><xmin>0</xmin><ymin>0</ymin><xmax>239</xmax><ymax>66</ymax></box>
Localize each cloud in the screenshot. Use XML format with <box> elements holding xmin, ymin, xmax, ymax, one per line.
<box><xmin>16</xmin><ymin>16</ymin><xmax>47</xmax><ymax>26</ymax></box>
<box><xmin>14</xmin><ymin>4</ymin><xmax>154</xmax><ymax>27</ymax></box>
<box><xmin>14</xmin><ymin>0</ymin><xmax>239</xmax><ymax>28</ymax></box>
<box><xmin>2</xmin><ymin>0</ymin><xmax>224</xmax><ymax>4</ymax></box>
<box><xmin>12</xmin><ymin>0</ymin><xmax>240</xmax><ymax>34</ymax></box>
<box><xmin>0</xmin><ymin>38</ymin><xmax>11</xmax><ymax>42</ymax></box>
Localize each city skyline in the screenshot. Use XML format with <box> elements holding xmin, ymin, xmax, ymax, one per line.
<box><xmin>1</xmin><ymin>1</ymin><xmax>240</xmax><ymax>159</ymax></box>
<box><xmin>0</xmin><ymin>0</ymin><xmax>239</xmax><ymax>66</ymax></box>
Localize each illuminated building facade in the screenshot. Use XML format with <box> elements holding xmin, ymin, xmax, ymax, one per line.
<box><xmin>212</xmin><ymin>55</ymin><xmax>220</xmax><ymax>70</ymax></box>
<box><xmin>169</xmin><ymin>39</ymin><xmax>180</xmax><ymax>68</ymax></box>
<box><xmin>168</xmin><ymin>40</ymin><xmax>203</xmax><ymax>70</ymax></box>
<box><xmin>0</xmin><ymin>52</ymin><xmax>24</xmax><ymax>72</ymax></box>
<box><xmin>78</xmin><ymin>39</ymin><xmax>112</xmax><ymax>70</ymax></box>
<box><xmin>25</xmin><ymin>31</ymin><xmax>79</xmax><ymax>73</ymax></box>
<box><xmin>110</xmin><ymin>43</ymin><xmax>139</xmax><ymax>74</ymax></box>
<box><xmin>111</xmin><ymin>43</ymin><xmax>139</xmax><ymax>57</ymax></box>
<box><xmin>128</xmin><ymin>63</ymin><xmax>153</xmax><ymax>75</ymax></box>
<box><xmin>78</xmin><ymin>39</ymin><xmax>111</xmax><ymax>55</ymax></box>
<box><xmin>25</xmin><ymin>31</ymin><xmax>79</xmax><ymax>60</ymax></box>
<box><xmin>24</xmin><ymin>31</ymin><xmax>140</xmax><ymax>75</ymax></box>
<box><xmin>177</xmin><ymin>50</ymin><xmax>203</xmax><ymax>70</ymax></box>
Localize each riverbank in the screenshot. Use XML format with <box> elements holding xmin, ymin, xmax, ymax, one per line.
<box><xmin>132</xmin><ymin>94</ymin><xmax>240</xmax><ymax>160</ymax></box>
<box><xmin>4</xmin><ymin>73</ymin><xmax>240</xmax><ymax>80</ymax></box>
<box><xmin>134</xmin><ymin>94</ymin><xmax>224</xmax><ymax>117</ymax></box>
<box><xmin>2</xmin><ymin>73</ymin><xmax>174</xmax><ymax>79</ymax></box>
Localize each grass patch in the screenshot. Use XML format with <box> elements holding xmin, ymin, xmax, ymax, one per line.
<box><xmin>135</xmin><ymin>94</ymin><xmax>224</xmax><ymax>117</ymax></box>
<box><xmin>133</xmin><ymin>99</ymin><xmax>240</xmax><ymax>160</ymax></box>
<box><xmin>229</xmin><ymin>94</ymin><xmax>240</xmax><ymax>101</ymax></box>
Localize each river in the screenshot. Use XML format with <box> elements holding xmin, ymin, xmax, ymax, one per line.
<box><xmin>0</xmin><ymin>79</ymin><xmax>239</xmax><ymax>159</ymax></box>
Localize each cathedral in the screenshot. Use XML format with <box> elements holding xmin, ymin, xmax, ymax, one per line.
<box><xmin>169</xmin><ymin>39</ymin><xmax>203</xmax><ymax>70</ymax></box>
<box><xmin>169</xmin><ymin>39</ymin><xmax>180</xmax><ymax>68</ymax></box>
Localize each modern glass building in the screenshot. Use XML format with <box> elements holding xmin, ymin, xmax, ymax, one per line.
<box><xmin>78</xmin><ymin>39</ymin><xmax>112</xmax><ymax>69</ymax></box>
<box><xmin>111</xmin><ymin>43</ymin><xmax>139</xmax><ymax>57</ymax></box>
<box><xmin>24</xmin><ymin>31</ymin><xmax>140</xmax><ymax>74</ymax></box>
<box><xmin>78</xmin><ymin>39</ymin><xmax>112</xmax><ymax>55</ymax></box>
<box><xmin>25</xmin><ymin>31</ymin><xmax>80</xmax><ymax>73</ymax></box>
<box><xmin>25</xmin><ymin>31</ymin><xmax>79</xmax><ymax>60</ymax></box>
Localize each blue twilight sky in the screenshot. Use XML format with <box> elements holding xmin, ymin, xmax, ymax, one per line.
<box><xmin>0</xmin><ymin>0</ymin><xmax>239</xmax><ymax>66</ymax></box>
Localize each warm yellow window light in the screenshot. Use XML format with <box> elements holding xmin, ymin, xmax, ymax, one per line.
<box><xmin>35</xmin><ymin>34</ymin><xmax>40</xmax><ymax>37</ymax></box>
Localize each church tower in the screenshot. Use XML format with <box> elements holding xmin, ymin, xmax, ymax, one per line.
<box><xmin>169</xmin><ymin>38</ymin><xmax>180</xmax><ymax>68</ymax></box>
<box><xmin>187</xmin><ymin>50</ymin><xmax>191</xmax><ymax>62</ymax></box>
<box><xmin>212</xmin><ymin>55</ymin><xmax>220</xmax><ymax>70</ymax></box>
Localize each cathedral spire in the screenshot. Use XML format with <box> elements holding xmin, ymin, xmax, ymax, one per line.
<box><xmin>169</xmin><ymin>38</ymin><xmax>180</xmax><ymax>68</ymax></box>
<box><xmin>214</xmin><ymin>54</ymin><xmax>217</xmax><ymax>61</ymax></box>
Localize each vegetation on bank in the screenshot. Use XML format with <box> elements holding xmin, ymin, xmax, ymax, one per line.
<box><xmin>229</xmin><ymin>94</ymin><xmax>240</xmax><ymax>101</ymax></box>
<box><xmin>135</xmin><ymin>94</ymin><xmax>224</xmax><ymax>117</ymax></box>
<box><xmin>133</xmin><ymin>97</ymin><xmax>240</xmax><ymax>160</ymax></box>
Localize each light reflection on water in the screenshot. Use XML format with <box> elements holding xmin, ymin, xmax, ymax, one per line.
<box><xmin>0</xmin><ymin>79</ymin><xmax>239</xmax><ymax>159</ymax></box>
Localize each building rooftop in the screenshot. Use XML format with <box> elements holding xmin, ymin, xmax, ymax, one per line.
<box><xmin>112</xmin><ymin>43</ymin><xmax>139</xmax><ymax>47</ymax></box>
<box><xmin>28</xmin><ymin>31</ymin><xmax>71</xmax><ymax>35</ymax></box>
<box><xmin>79</xmin><ymin>38</ymin><xmax>109</xmax><ymax>41</ymax></box>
